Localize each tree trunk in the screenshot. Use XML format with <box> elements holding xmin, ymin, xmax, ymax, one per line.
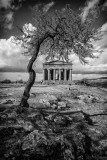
<box><xmin>19</xmin><ymin>32</ymin><xmax>55</xmax><ymax>108</ymax></box>
<box><xmin>20</xmin><ymin>42</ymin><xmax>40</xmax><ymax>108</ymax></box>
<box><xmin>19</xmin><ymin>68</ymin><xmax>36</xmax><ymax>108</ymax></box>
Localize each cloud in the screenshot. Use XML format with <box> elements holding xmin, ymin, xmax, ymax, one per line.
<box><xmin>68</xmin><ymin>21</ymin><xmax>107</xmax><ymax>74</ymax></box>
<box><xmin>102</xmin><ymin>1</ymin><xmax>107</xmax><ymax>8</ymax></box>
<box><xmin>0</xmin><ymin>35</ymin><xmax>44</xmax><ymax>72</ymax></box>
<box><xmin>0</xmin><ymin>0</ymin><xmax>25</xmax><ymax>9</ymax></box>
<box><xmin>96</xmin><ymin>22</ymin><xmax>107</xmax><ymax>49</ymax></box>
<box><xmin>0</xmin><ymin>37</ymin><xmax>28</xmax><ymax>70</ymax></box>
<box><xmin>0</xmin><ymin>60</ymin><xmax>7</xmax><ymax>68</ymax></box>
<box><xmin>0</xmin><ymin>0</ymin><xmax>26</xmax><ymax>30</ymax></box>
<box><xmin>26</xmin><ymin>23</ymin><xmax>36</xmax><ymax>31</ymax></box>
<box><xmin>23</xmin><ymin>23</ymin><xmax>37</xmax><ymax>36</ymax></box>
<box><xmin>69</xmin><ymin>50</ymin><xmax>107</xmax><ymax>74</ymax></box>
<box><xmin>82</xmin><ymin>0</ymin><xmax>100</xmax><ymax>22</ymax></box>
<box><xmin>0</xmin><ymin>0</ymin><xmax>12</xmax><ymax>9</ymax></box>
<box><xmin>0</xmin><ymin>21</ymin><xmax>107</xmax><ymax>74</ymax></box>
<box><xmin>101</xmin><ymin>22</ymin><xmax>107</xmax><ymax>31</ymax></box>
<box><xmin>104</xmin><ymin>1</ymin><xmax>107</xmax><ymax>6</ymax></box>
<box><xmin>5</xmin><ymin>11</ymin><xmax>14</xmax><ymax>29</ymax></box>
<box><xmin>43</xmin><ymin>1</ymin><xmax>55</xmax><ymax>13</ymax></box>
<box><xmin>0</xmin><ymin>23</ymin><xmax>37</xmax><ymax>71</ymax></box>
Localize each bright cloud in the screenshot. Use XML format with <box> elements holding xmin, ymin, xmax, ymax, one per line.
<box><xmin>0</xmin><ymin>35</ymin><xmax>44</xmax><ymax>72</ymax></box>
<box><xmin>82</xmin><ymin>0</ymin><xmax>100</xmax><ymax>22</ymax></box>
<box><xmin>43</xmin><ymin>1</ymin><xmax>55</xmax><ymax>13</ymax></box>
<box><xmin>0</xmin><ymin>37</ymin><xmax>28</xmax><ymax>69</ymax></box>
<box><xmin>100</xmin><ymin>23</ymin><xmax>107</xmax><ymax>49</ymax></box>
<box><xmin>69</xmin><ymin>47</ymin><xmax>107</xmax><ymax>73</ymax></box>
<box><xmin>23</xmin><ymin>23</ymin><xmax>37</xmax><ymax>36</ymax></box>
<box><xmin>26</xmin><ymin>23</ymin><xmax>36</xmax><ymax>32</ymax></box>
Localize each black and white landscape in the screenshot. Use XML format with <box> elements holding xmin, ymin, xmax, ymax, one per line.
<box><xmin>0</xmin><ymin>0</ymin><xmax>107</xmax><ymax>160</ymax></box>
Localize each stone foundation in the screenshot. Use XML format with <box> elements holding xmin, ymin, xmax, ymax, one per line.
<box><xmin>43</xmin><ymin>80</ymin><xmax>73</xmax><ymax>85</ymax></box>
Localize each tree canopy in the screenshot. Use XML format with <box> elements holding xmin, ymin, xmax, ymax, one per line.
<box><xmin>14</xmin><ymin>4</ymin><xmax>103</xmax><ymax>108</ymax></box>
<box><xmin>16</xmin><ymin>4</ymin><xmax>102</xmax><ymax>63</ymax></box>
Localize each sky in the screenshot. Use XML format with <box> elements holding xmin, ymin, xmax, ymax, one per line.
<box><xmin>0</xmin><ymin>0</ymin><xmax>107</xmax><ymax>75</ymax></box>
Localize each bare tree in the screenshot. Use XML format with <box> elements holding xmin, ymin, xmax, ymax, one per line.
<box><xmin>15</xmin><ymin>4</ymin><xmax>103</xmax><ymax>108</ymax></box>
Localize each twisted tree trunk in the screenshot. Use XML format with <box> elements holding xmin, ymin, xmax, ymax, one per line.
<box><xmin>20</xmin><ymin>32</ymin><xmax>55</xmax><ymax>108</ymax></box>
<box><xmin>20</xmin><ymin>42</ymin><xmax>40</xmax><ymax>108</ymax></box>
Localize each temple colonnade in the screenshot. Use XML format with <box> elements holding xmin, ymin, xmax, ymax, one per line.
<box><xmin>43</xmin><ymin>68</ymin><xmax>72</xmax><ymax>81</ymax></box>
<box><xmin>43</xmin><ymin>61</ymin><xmax>72</xmax><ymax>84</ymax></box>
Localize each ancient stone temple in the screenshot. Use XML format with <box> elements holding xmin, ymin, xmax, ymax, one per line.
<box><xmin>43</xmin><ymin>60</ymin><xmax>72</xmax><ymax>84</ymax></box>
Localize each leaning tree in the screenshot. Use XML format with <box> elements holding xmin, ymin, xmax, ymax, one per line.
<box><xmin>14</xmin><ymin>4</ymin><xmax>103</xmax><ymax>108</ymax></box>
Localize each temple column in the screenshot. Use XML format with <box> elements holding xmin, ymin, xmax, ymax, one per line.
<box><xmin>71</xmin><ymin>69</ymin><xmax>72</xmax><ymax>81</ymax></box>
<box><xmin>70</xmin><ymin>69</ymin><xmax>72</xmax><ymax>81</ymax></box>
<box><xmin>58</xmin><ymin>69</ymin><xmax>59</xmax><ymax>80</ymax></box>
<box><xmin>64</xmin><ymin>69</ymin><xmax>67</xmax><ymax>81</ymax></box>
<box><xmin>59</xmin><ymin>69</ymin><xmax>61</xmax><ymax>81</ymax></box>
<box><xmin>48</xmin><ymin>69</ymin><xmax>50</xmax><ymax>80</ymax></box>
<box><xmin>53</xmin><ymin>69</ymin><xmax>55</xmax><ymax>81</ymax></box>
<box><xmin>43</xmin><ymin>69</ymin><xmax>45</xmax><ymax>81</ymax></box>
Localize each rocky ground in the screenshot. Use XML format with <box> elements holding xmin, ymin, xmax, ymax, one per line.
<box><xmin>0</xmin><ymin>83</ymin><xmax>107</xmax><ymax>160</ymax></box>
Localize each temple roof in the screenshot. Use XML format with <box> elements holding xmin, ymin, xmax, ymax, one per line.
<box><xmin>43</xmin><ymin>60</ymin><xmax>72</xmax><ymax>65</ymax></box>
